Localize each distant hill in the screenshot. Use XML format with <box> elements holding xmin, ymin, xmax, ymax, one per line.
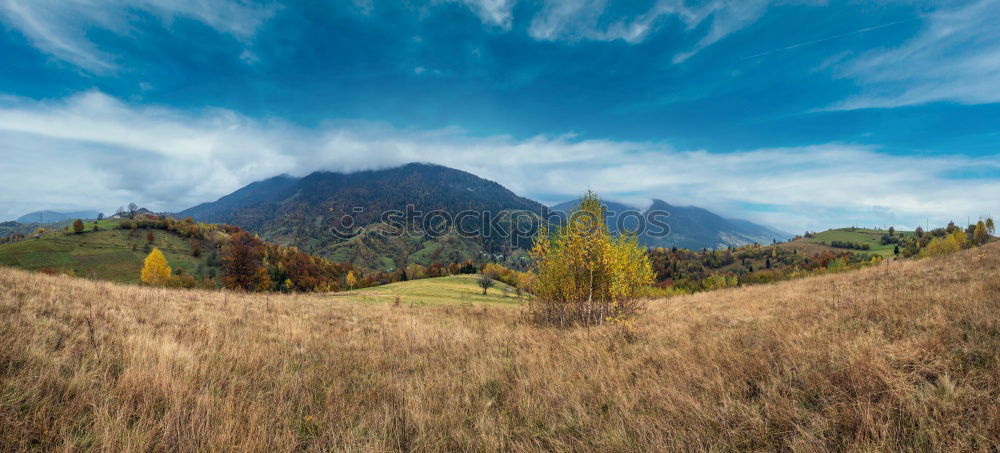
<box><xmin>16</xmin><ymin>210</ymin><xmax>100</xmax><ymax>224</ymax></box>
<box><xmin>179</xmin><ymin>163</ymin><xmax>549</xmax><ymax>270</ymax></box>
<box><xmin>551</xmin><ymin>198</ymin><xmax>790</xmax><ymax>250</ymax></box>
<box><xmin>0</xmin><ymin>221</ymin><xmax>32</xmax><ymax>241</ymax></box>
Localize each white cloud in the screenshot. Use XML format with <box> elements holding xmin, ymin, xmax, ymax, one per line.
<box><xmin>435</xmin><ymin>0</ymin><xmax>782</xmax><ymax>60</ymax></box>
<box><xmin>0</xmin><ymin>91</ymin><xmax>997</xmax><ymax>232</ymax></box>
<box><xmin>0</xmin><ymin>0</ymin><xmax>275</xmax><ymax>73</ymax></box>
<box><xmin>438</xmin><ymin>0</ymin><xmax>517</xmax><ymax>29</ymax></box>
<box><xmin>670</xmin><ymin>0</ymin><xmax>773</xmax><ymax>63</ymax></box>
<box><xmin>239</xmin><ymin>49</ymin><xmax>260</xmax><ymax>65</ymax></box>
<box><xmin>525</xmin><ymin>0</ymin><xmax>781</xmax><ymax>62</ymax></box>
<box><xmin>832</xmin><ymin>0</ymin><xmax>1000</xmax><ymax>109</ymax></box>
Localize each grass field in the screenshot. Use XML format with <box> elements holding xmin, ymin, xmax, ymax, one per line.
<box><xmin>781</xmin><ymin>227</ymin><xmax>911</xmax><ymax>258</ymax></box>
<box><xmin>1</xmin><ymin>243</ymin><xmax>998</xmax><ymax>450</ymax></box>
<box><xmin>352</xmin><ymin>274</ymin><xmax>521</xmax><ymax>306</ymax></box>
<box><xmin>0</xmin><ymin>222</ymin><xmax>208</xmax><ymax>283</ymax></box>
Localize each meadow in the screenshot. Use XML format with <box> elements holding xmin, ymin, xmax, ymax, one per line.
<box><xmin>0</xmin><ymin>222</ymin><xmax>207</xmax><ymax>283</ymax></box>
<box><xmin>1</xmin><ymin>243</ymin><xmax>998</xmax><ymax>451</ymax></box>
<box><xmin>352</xmin><ymin>274</ymin><xmax>520</xmax><ymax>306</ymax></box>
<box><xmin>796</xmin><ymin>228</ymin><xmax>908</xmax><ymax>258</ymax></box>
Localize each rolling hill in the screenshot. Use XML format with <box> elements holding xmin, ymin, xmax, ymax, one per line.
<box><xmin>1</xmin><ymin>238</ymin><xmax>996</xmax><ymax>450</ymax></box>
<box><xmin>0</xmin><ymin>219</ymin><xmax>214</xmax><ymax>283</ymax></box>
<box><xmin>779</xmin><ymin>227</ymin><xmax>913</xmax><ymax>259</ymax></box>
<box><xmin>551</xmin><ymin>198</ymin><xmax>790</xmax><ymax>250</ymax></box>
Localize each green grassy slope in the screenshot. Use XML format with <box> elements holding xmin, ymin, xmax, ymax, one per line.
<box><xmin>800</xmin><ymin>227</ymin><xmax>911</xmax><ymax>258</ymax></box>
<box><xmin>349</xmin><ymin>274</ymin><xmax>523</xmax><ymax>306</ymax></box>
<box><xmin>0</xmin><ymin>220</ymin><xmax>210</xmax><ymax>283</ymax></box>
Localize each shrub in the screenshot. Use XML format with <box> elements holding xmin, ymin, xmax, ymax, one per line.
<box><xmin>921</xmin><ymin>234</ymin><xmax>962</xmax><ymax>258</ymax></box>
<box><xmin>164</xmin><ymin>273</ymin><xmax>198</xmax><ymax>289</ymax></box>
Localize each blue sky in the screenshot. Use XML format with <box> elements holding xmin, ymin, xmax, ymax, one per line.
<box><xmin>0</xmin><ymin>0</ymin><xmax>997</xmax><ymax>232</ymax></box>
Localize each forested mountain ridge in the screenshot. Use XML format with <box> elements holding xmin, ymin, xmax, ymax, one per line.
<box><xmin>179</xmin><ymin>163</ymin><xmax>550</xmax><ymax>269</ymax></box>
<box><xmin>179</xmin><ymin>163</ymin><xmax>794</xmax><ymax>268</ymax></box>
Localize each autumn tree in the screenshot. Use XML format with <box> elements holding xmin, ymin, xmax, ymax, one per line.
<box><xmin>973</xmin><ymin>220</ymin><xmax>989</xmax><ymax>245</ymax></box>
<box><xmin>221</xmin><ymin>231</ymin><xmax>270</xmax><ymax>292</ymax></box>
<box><xmin>529</xmin><ymin>191</ymin><xmax>654</xmax><ymax>326</ymax></box>
<box><xmin>477</xmin><ymin>273</ymin><xmax>495</xmax><ymax>295</ymax></box>
<box><xmin>146</xmin><ymin>231</ymin><xmax>155</xmax><ymax>243</ymax></box>
<box><xmin>141</xmin><ymin>248</ymin><xmax>172</xmax><ymax>286</ymax></box>
<box><xmin>921</xmin><ymin>231</ymin><xmax>967</xmax><ymax>258</ymax></box>
<box><xmin>987</xmin><ymin>217</ymin><xmax>995</xmax><ymax>235</ymax></box>
<box><xmin>72</xmin><ymin>219</ymin><xmax>85</xmax><ymax>233</ymax></box>
<box><xmin>345</xmin><ymin>270</ymin><xmax>358</xmax><ymax>289</ymax></box>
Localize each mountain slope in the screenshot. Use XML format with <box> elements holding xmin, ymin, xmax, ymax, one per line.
<box><xmin>179</xmin><ymin>163</ymin><xmax>549</xmax><ymax>269</ymax></box>
<box><xmin>552</xmin><ymin>198</ymin><xmax>790</xmax><ymax>250</ymax></box>
<box><xmin>16</xmin><ymin>210</ymin><xmax>100</xmax><ymax>224</ymax></box>
<box><xmin>178</xmin><ymin>174</ymin><xmax>299</xmax><ymax>229</ymax></box>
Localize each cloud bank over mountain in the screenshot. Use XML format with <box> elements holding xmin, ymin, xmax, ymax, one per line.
<box><xmin>1</xmin><ymin>91</ymin><xmax>996</xmax><ymax>232</ymax></box>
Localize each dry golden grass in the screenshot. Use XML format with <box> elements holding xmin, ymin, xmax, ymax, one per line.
<box><xmin>2</xmin><ymin>244</ymin><xmax>999</xmax><ymax>451</ymax></box>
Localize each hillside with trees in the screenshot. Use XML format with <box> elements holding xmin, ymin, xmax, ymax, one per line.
<box><xmin>646</xmin><ymin>221</ymin><xmax>995</xmax><ymax>294</ymax></box>
<box><xmin>0</xmin><ymin>215</ymin><xmax>357</xmax><ymax>292</ymax></box>
<box><xmin>179</xmin><ymin>163</ymin><xmax>550</xmax><ymax>270</ymax></box>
